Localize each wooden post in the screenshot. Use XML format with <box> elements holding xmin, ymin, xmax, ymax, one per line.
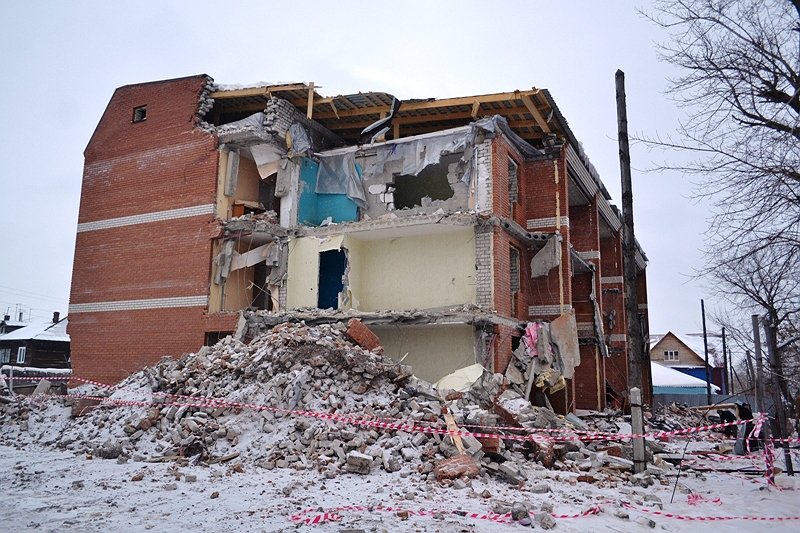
<box><xmin>763</xmin><ymin>315</ymin><xmax>794</xmax><ymax>475</ymax></box>
<box><xmin>615</xmin><ymin>70</ymin><xmax>643</xmax><ymax>394</ymax></box>
<box><xmin>721</xmin><ymin>327</ymin><xmax>729</xmax><ymax>395</ymax></box>
<box><xmin>701</xmin><ymin>299</ymin><xmax>712</xmax><ymax>404</ymax></box>
<box><xmin>630</xmin><ymin>387</ymin><xmax>646</xmax><ymax>473</ymax></box>
<box><xmin>745</xmin><ymin>349</ymin><xmax>755</xmax><ymax>394</ymax></box>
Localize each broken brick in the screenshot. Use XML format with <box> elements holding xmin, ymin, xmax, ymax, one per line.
<box><xmin>70</xmin><ymin>398</ymin><xmax>101</xmax><ymax>418</ymax></box>
<box><xmin>434</xmin><ymin>454</ymin><xmax>479</xmax><ymax>481</ymax></box>
<box><xmin>345</xmin><ymin>319</ymin><xmax>383</xmax><ymax>352</ymax></box>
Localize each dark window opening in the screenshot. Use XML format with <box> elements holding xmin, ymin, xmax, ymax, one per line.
<box><xmin>204</xmin><ymin>331</ymin><xmax>233</xmax><ymax>346</ymax></box>
<box><xmin>132</xmin><ymin>105</ymin><xmax>147</xmax><ymax>123</ymax></box>
<box><xmin>511</xmin><ymin>335</ymin><xmax>522</xmax><ymax>353</ymax></box>
<box><xmin>508</xmin><ymin>157</ymin><xmax>519</xmax><ymax>216</ymax></box>
<box><xmin>259</xmin><ymin>174</ymin><xmax>281</xmax><ymax>213</ymax></box>
<box><xmin>392</xmin><ymin>156</ymin><xmax>457</xmax><ymax>210</ymax></box>
<box><xmin>318</xmin><ymin>249</ymin><xmax>347</xmax><ymax>310</ymax></box>
<box><xmin>252</xmin><ymin>262</ymin><xmax>272</xmax><ymax>311</ymax></box>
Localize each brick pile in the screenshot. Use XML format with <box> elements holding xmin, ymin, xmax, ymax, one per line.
<box><xmin>0</xmin><ymin>322</ymin><xmax>673</xmax><ymax>488</ymax></box>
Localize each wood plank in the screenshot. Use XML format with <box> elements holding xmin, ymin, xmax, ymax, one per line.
<box><xmin>306</xmin><ymin>82</ymin><xmax>315</xmax><ymax>119</ymax></box>
<box><xmin>522</xmin><ymin>95</ymin><xmax>551</xmax><ymax>133</ymax></box>
<box><xmin>444</xmin><ymin>412</ymin><xmax>466</xmax><ymax>455</ymax></box>
<box><xmin>211</xmin><ymin>83</ymin><xmax>308</xmax><ymax>99</ymax></box>
<box><xmin>471</xmin><ymin>100</ymin><xmax>480</xmax><ymax>118</ymax></box>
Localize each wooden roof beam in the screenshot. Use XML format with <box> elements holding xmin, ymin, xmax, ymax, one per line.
<box><xmin>522</xmin><ymin>95</ymin><xmax>551</xmax><ymax>133</ymax></box>
<box><xmin>210</xmin><ymin>83</ymin><xmax>310</xmax><ymax>99</ymax></box>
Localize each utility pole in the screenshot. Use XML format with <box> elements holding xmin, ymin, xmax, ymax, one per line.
<box><xmin>701</xmin><ymin>300</ymin><xmax>712</xmax><ymax>404</ymax></box>
<box><xmin>721</xmin><ymin>327</ymin><xmax>729</xmax><ymax>395</ymax></box>
<box><xmin>752</xmin><ymin>315</ymin><xmax>766</xmax><ymax>414</ymax></box>
<box><xmin>763</xmin><ymin>315</ymin><xmax>794</xmax><ymax>475</ymax></box>
<box><xmin>615</xmin><ymin>69</ymin><xmax>643</xmax><ymax>396</ymax></box>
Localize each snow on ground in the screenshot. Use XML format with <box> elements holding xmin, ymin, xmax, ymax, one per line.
<box><xmin>1</xmin><ymin>441</ymin><xmax>798</xmax><ymax>532</ymax></box>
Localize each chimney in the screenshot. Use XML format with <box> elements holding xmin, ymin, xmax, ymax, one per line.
<box><xmin>52</xmin><ymin>311</ymin><xmax>60</xmax><ymax>324</ymax></box>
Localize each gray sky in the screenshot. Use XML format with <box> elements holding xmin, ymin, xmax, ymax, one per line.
<box><xmin>0</xmin><ymin>1</ymin><xmax>714</xmax><ymax>334</ymax></box>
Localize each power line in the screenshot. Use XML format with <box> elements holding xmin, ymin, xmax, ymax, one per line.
<box><xmin>0</xmin><ymin>288</ymin><xmax>68</xmax><ymax>304</ymax></box>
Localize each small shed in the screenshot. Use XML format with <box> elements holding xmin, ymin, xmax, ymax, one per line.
<box><xmin>651</xmin><ymin>361</ymin><xmax>719</xmax><ymax>395</ymax></box>
<box><xmin>0</xmin><ymin>313</ymin><xmax>70</xmax><ymax>370</ymax></box>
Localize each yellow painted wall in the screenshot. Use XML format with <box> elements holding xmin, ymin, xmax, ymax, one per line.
<box><xmin>286</xmin><ymin>235</ymin><xmax>345</xmax><ymax>308</ymax></box>
<box><xmin>222</xmin><ymin>266</ymin><xmax>253</xmax><ymax>311</ymax></box>
<box><xmin>371</xmin><ymin>324</ymin><xmax>476</xmax><ymax>383</ymax></box>
<box><xmin>348</xmin><ymin>229</ymin><xmax>476</xmax><ymax>311</ymax></box>
<box><xmin>235</xmin><ymin>156</ymin><xmax>260</xmax><ymax>203</ymax></box>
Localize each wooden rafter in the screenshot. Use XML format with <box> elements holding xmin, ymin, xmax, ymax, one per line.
<box><xmin>210</xmin><ymin>83</ymin><xmax>308</xmax><ymax>99</ymax></box>
<box><xmin>521</xmin><ymin>95</ymin><xmax>551</xmax><ymax>133</ymax></box>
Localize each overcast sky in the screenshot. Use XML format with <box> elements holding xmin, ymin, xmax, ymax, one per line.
<box><xmin>0</xmin><ymin>1</ymin><xmax>717</xmax><ymax>335</ymax></box>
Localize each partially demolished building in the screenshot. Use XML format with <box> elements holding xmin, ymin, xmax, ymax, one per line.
<box><xmin>68</xmin><ymin>75</ymin><xmax>651</xmax><ymax>413</ymax></box>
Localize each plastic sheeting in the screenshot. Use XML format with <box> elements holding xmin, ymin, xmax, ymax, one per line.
<box><xmin>315</xmin><ymin>152</ymin><xmax>367</xmax><ymax>208</ymax></box>
<box><xmin>288</xmin><ymin>123</ymin><xmax>312</xmax><ymax>156</ymax></box>
<box><xmin>373</xmin><ymin>132</ymin><xmax>468</xmax><ymax>177</ymax></box>
<box><xmin>218</xmin><ymin>112</ymin><xmax>265</xmax><ymax>131</ymax></box>
<box><xmin>249</xmin><ymin>144</ymin><xmax>285</xmax><ymax>179</ymax></box>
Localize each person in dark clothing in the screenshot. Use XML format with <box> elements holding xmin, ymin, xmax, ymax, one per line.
<box><xmin>717</xmin><ymin>409</ymin><xmax>738</xmax><ymax>438</ymax></box>
<box><xmin>735</xmin><ymin>402</ymin><xmax>763</xmax><ymax>451</ymax></box>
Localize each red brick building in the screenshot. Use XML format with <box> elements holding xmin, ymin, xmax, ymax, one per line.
<box><xmin>69</xmin><ymin>75</ymin><xmax>651</xmax><ymax>411</ymax></box>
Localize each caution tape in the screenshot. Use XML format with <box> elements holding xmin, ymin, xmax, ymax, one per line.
<box><xmin>289</xmin><ymin>503</ymin><xmax>601</xmax><ymax>525</ymax></box>
<box><xmin>7</xmin><ymin>373</ymin><xmax>765</xmax><ymax>448</ymax></box>
<box><xmin>622</xmin><ymin>502</ymin><xmax>800</xmax><ymax>521</ymax></box>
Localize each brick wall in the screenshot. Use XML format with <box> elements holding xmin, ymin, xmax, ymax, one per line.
<box><xmin>69</xmin><ymin>308</ymin><xmax>237</xmax><ymax>384</ymax></box>
<box><xmin>569</xmin><ymin>198</ymin><xmax>606</xmax><ymax>410</ymax></box>
<box><xmin>600</xmin><ymin>231</ymin><xmax>628</xmax><ymax>403</ymax></box>
<box><xmin>70</xmin><ymin>75</ymin><xmax>227</xmax><ymax>384</ymax></box>
<box><xmin>522</xmin><ymin>150</ymin><xmax>572</xmax><ymax>319</ymax></box>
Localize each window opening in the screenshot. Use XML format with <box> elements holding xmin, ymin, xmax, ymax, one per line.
<box><xmin>392</xmin><ymin>155</ymin><xmax>457</xmax><ymax>210</ymax></box>
<box><xmin>664</xmin><ymin>350</ymin><xmax>679</xmax><ymax>361</ymax></box>
<box><xmin>318</xmin><ymin>249</ymin><xmax>347</xmax><ymax>310</ymax></box>
<box><xmin>204</xmin><ymin>331</ymin><xmax>233</xmax><ymax>346</ymax></box>
<box><xmin>510</xmin><ymin>246</ymin><xmax>521</xmax><ymax>313</ymax></box>
<box><xmin>508</xmin><ymin>157</ymin><xmax>519</xmax><ymax>216</ymax></box>
<box><xmin>16</xmin><ymin>346</ymin><xmax>26</xmax><ymax>364</ymax></box>
<box><xmin>132</xmin><ymin>105</ymin><xmax>147</xmax><ymax>123</ymax></box>
<box><xmin>252</xmin><ymin>262</ymin><xmax>271</xmax><ymax>311</ymax></box>
<box><xmin>0</xmin><ymin>348</ymin><xmax>10</xmax><ymax>364</ymax></box>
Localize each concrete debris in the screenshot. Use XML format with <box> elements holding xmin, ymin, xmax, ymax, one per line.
<box><xmin>0</xmin><ymin>322</ymin><xmax>684</xmax><ymax>495</ymax></box>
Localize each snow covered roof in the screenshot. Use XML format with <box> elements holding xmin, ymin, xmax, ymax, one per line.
<box><xmin>1</xmin><ymin>320</ymin><xmax>28</xmax><ymax>328</ymax></box>
<box><xmin>0</xmin><ymin>318</ymin><xmax>69</xmax><ymax>342</ymax></box>
<box><xmin>651</xmin><ymin>361</ymin><xmax>719</xmax><ymax>391</ymax></box>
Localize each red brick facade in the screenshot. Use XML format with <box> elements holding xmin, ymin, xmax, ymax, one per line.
<box><xmin>69</xmin><ymin>77</ymin><xmax>651</xmax><ymax>409</ymax></box>
<box><xmin>69</xmin><ymin>75</ymin><xmax>237</xmax><ymax>385</ymax></box>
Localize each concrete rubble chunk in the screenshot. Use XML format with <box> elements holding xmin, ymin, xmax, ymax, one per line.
<box><xmin>346</xmin><ymin>451</ymin><xmax>373</xmax><ymax>475</ymax></box>
<box><xmin>33</xmin><ymin>379</ymin><xmax>52</xmax><ymax>395</ymax></box>
<box><xmin>535</xmin><ymin>511</ymin><xmax>557</xmax><ymax>529</ymax></box>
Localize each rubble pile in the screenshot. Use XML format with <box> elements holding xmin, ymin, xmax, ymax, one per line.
<box><xmin>0</xmin><ymin>322</ymin><xmax>673</xmax><ymax>487</ymax></box>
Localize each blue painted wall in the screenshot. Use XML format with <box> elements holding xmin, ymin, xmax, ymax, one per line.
<box><xmin>298</xmin><ymin>158</ymin><xmax>358</xmax><ymax>226</ymax></box>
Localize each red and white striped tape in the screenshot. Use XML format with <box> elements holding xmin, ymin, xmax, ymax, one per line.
<box><xmin>622</xmin><ymin>502</ymin><xmax>800</xmax><ymax>521</ymax></box>
<box><xmin>8</xmin><ymin>373</ymin><xmax>763</xmax><ymax>448</ymax></box>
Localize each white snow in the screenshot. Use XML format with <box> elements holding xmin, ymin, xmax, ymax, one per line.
<box><xmin>652</xmin><ymin>362</ymin><xmax>720</xmax><ymax>392</ymax></box>
<box><xmin>1</xmin><ymin>442</ymin><xmax>798</xmax><ymax>532</ymax></box>
<box><xmin>0</xmin><ymin>318</ymin><xmax>70</xmax><ymax>342</ymax></box>
<box><xmin>1</xmin><ymin>365</ymin><xmax>72</xmax><ymax>375</ymax></box>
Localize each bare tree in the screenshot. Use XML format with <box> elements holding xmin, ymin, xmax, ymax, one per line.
<box><xmin>643</xmin><ymin>0</ymin><xmax>800</xmax><ymax>266</ymax></box>
<box><xmin>706</xmin><ymin>242</ymin><xmax>799</xmax><ymax>410</ymax></box>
